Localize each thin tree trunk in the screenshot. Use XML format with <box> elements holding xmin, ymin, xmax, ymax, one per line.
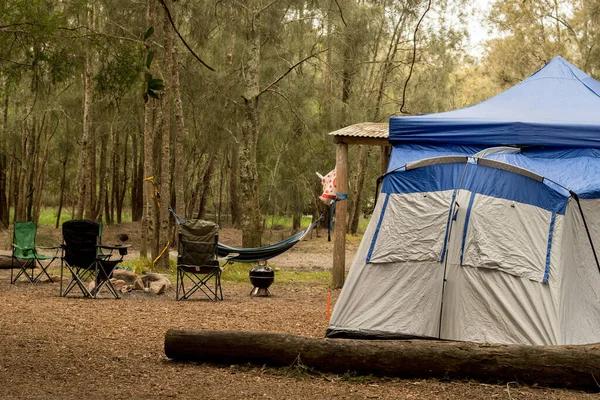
<box><xmin>217</xmin><ymin>158</ymin><xmax>224</xmax><ymax>226</ymax></box>
<box><xmin>131</xmin><ymin>128</ymin><xmax>143</xmax><ymax>222</ymax></box>
<box><xmin>156</xmin><ymin>6</ymin><xmax>173</xmax><ymax>269</ymax></box>
<box><xmin>172</xmin><ymin>41</ymin><xmax>187</xmax><ymax>222</ymax></box>
<box><xmin>141</xmin><ymin>0</ymin><xmax>157</xmax><ymax>259</ymax></box>
<box><xmin>95</xmin><ymin>104</ymin><xmax>117</xmax><ymax>222</ymax></box>
<box><xmin>116</xmin><ymin>134</ymin><xmax>128</xmax><ymax>224</ymax></box>
<box><xmin>0</xmin><ymin>88</ymin><xmax>9</xmax><ymax>228</ymax></box>
<box><xmin>75</xmin><ymin>9</ymin><xmax>93</xmax><ymax>220</ymax></box>
<box><xmin>229</xmin><ymin>145</ymin><xmax>240</xmax><ymax>227</ymax></box>
<box><xmin>347</xmin><ymin>145</ymin><xmax>370</xmax><ymax>235</ymax></box>
<box><xmin>32</xmin><ymin>118</ymin><xmax>55</xmax><ymax>223</ymax></box>
<box><xmin>197</xmin><ymin>152</ymin><xmax>217</xmax><ymax>219</ymax></box>
<box><xmin>26</xmin><ymin>117</ymin><xmax>39</xmax><ymax>222</ymax></box>
<box><xmin>55</xmin><ymin>155</ymin><xmax>68</xmax><ymax>229</ymax></box>
<box><xmin>8</xmin><ymin>145</ymin><xmax>16</xmax><ymax>224</ymax></box>
<box><xmin>239</xmin><ymin>10</ymin><xmax>263</xmax><ymax>247</ymax></box>
<box><xmin>16</xmin><ymin>120</ymin><xmax>32</xmax><ymax>222</ymax></box>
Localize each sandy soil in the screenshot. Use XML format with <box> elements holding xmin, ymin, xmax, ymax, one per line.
<box><xmin>0</xmin><ymin>223</ymin><xmax>597</xmax><ymax>399</ymax></box>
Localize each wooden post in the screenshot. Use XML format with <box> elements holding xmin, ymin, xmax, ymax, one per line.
<box><xmin>333</xmin><ymin>141</ymin><xmax>348</xmax><ymax>288</ymax></box>
<box><xmin>380</xmin><ymin>145</ymin><xmax>390</xmax><ymax>174</ymax></box>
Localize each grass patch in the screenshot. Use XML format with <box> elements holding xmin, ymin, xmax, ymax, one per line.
<box><xmin>118</xmin><ymin>257</ymin><xmax>177</xmax><ymax>276</ymax></box>
<box><xmin>221</xmin><ymin>262</ymin><xmax>329</xmax><ymax>285</ymax></box>
<box><xmin>120</xmin><ymin>258</ymin><xmax>330</xmax><ymax>285</ymax></box>
<box><xmin>10</xmin><ymin>207</ymin><xmax>134</xmax><ymax>227</ymax></box>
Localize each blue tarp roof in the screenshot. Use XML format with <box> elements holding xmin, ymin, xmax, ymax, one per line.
<box><xmin>389</xmin><ymin>57</ymin><xmax>600</xmax><ymax>148</ymax></box>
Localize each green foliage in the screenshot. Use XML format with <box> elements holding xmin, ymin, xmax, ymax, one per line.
<box><xmin>143</xmin><ymin>27</ymin><xmax>154</xmax><ymax>41</ymax></box>
<box><xmin>95</xmin><ymin>42</ymin><xmax>145</xmax><ymax>96</ymax></box>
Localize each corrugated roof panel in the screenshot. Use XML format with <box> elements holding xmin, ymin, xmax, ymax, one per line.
<box><xmin>329</xmin><ymin>122</ymin><xmax>388</xmax><ymax>138</ymax></box>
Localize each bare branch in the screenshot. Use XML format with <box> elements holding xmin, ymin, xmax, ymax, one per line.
<box><xmin>256</xmin><ymin>0</ymin><xmax>280</xmax><ymax>17</ymax></box>
<box><xmin>258</xmin><ymin>48</ymin><xmax>328</xmax><ymax>98</ymax></box>
<box><xmin>400</xmin><ymin>0</ymin><xmax>432</xmax><ymax>114</ymax></box>
<box><xmin>158</xmin><ymin>0</ymin><xmax>216</xmax><ymax>72</ymax></box>
<box><xmin>333</xmin><ymin>0</ymin><xmax>347</xmax><ymax>27</ymax></box>
<box><xmin>266</xmin><ymin>88</ymin><xmax>308</xmax><ymax>130</ymax></box>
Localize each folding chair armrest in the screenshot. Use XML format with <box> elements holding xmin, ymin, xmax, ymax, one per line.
<box><xmin>98</xmin><ymin>244</ymin><xmax>131</xmax><ymax>250</ymax></box>
<box><xmin>98</xmin><ymin>244</ymin><xmax>130</xmax><ymax>256</ymax></box>
<box><xmin>38</xmin><ymin>245</ymin><xmax>61</xmax><ymax>250</ymax></box>
<box><xmin>12</xmin><ymin>244</ymin><xmax>33</xmax><ymax>256</ymax></box>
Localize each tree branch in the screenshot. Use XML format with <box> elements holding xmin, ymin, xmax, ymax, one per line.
<box><xmin>257</xmin><ymin>48</ymin><xmax>328</xmax><ymax>98</ymax></box>
<box><xmin>158</xmin><ymin>0</ymin><xmax>215</xmax><ymax>72</ymax></box>
<box><xmin>400</xmin><ymin>0</ymin><xmax>432</xmax><ymax>114</ymax></box>
<box><xmin>333</xmin><ymin>0</ymin><xmax>347</xmax><ymax>27</ymax></box>
<box><xmin>266</xmin><ymin>88</ymin><xmax>308</xmax><ymax>130</ymax></box>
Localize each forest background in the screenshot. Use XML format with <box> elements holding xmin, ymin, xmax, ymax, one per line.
<box><xmin>0</xmin><ymin>0</ymin><xmax>598</xmax><ymax>269</ymax></box>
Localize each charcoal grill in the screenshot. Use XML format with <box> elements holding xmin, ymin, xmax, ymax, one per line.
<box><xmin>249</xmin><ymin>261</ymin><xmax>274</xmax><ymax>297</ymax></box>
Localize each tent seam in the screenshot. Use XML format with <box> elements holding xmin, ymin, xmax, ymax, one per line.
<box><xmin>366</xmin><ymin>193</ymin><xmax>390</xmax><ymax>263</ymax></box>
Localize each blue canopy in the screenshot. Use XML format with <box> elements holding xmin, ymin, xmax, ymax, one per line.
<box><xmin>389</xmin><ymin>57</ymin><xmax>600</xmax><ymax>148</ymax></box>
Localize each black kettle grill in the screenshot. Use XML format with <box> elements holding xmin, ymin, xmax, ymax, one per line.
<box><xmin>249</xmin><ymin>260</ymin><xmax>274</xmax><ymax>296</ymax></box>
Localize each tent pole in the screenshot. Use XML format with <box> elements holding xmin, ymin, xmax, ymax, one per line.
<box><xmin>571</xmin><ymin>192</ymin><xmax>600</xmax><ymax>274</ymax></box>
<box><xmin>333</xmin><ymin>142</ymin><xmax>348</xmax><ymax>289</ymax></box>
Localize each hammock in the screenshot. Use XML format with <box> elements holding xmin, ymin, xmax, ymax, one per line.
<box><xmin>169</xmin><ymin>207</ymin><xmax>323</xmax><ymax>263</ymax></box>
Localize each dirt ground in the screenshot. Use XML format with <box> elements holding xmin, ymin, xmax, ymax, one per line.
<box><xmin>0</xmin><ymin>223</ymin><xmax>598</xmax><ymax>399</ymax></box>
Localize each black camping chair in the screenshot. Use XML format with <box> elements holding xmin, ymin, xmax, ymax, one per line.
<box><xmin>60</xmin><ymin>220</ymin><xmax>128</xmax><ymax>299</ymax></box>
<box><xmin>176</xmin><ymin>220</ymin><xmax>234</xmax><ymax>301</ymax></box>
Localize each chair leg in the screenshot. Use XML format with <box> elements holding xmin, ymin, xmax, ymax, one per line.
<box><xmin>178</xmin><ymin>269</ymin><xmax>222</xmax><ymax>301</ymax></box>
<box><xmin>61</xmin><ymin>264</ymin><xmax>94</xmax><ymax>298</ymax></box>
<box><xmin>32</xmin><ymin>257</ymin><xmax>56</xmax><ymax>283</ymax></box>
<box><xmin>11</xmin><ymin>258</ymin><xmax>34</xmax><ymax>284</ymax></box>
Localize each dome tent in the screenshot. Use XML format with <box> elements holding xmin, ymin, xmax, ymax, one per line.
<box><xmin>327</xmin><ymin>57</ymin><xmax>600</xmax><ymax>345</ymax></box>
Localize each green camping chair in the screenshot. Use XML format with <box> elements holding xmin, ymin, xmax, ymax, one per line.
<box><xmin>11</xmin><ymin>221</ymin><xmax>60</xmax><ymax>283</ymax></box>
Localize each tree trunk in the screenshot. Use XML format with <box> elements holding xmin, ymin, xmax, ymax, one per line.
<box><xmin>8</xmin><ymin>144</ymin><xmax>16</xmax><ymax>224</ymax></box>
<box><xmin>156</xmin><ymin>7</ymin><xmax>173</xmax><ymax>270</ymax></box>
<box><xmin>347</xmin><ymin>145</ymin><xmax>370</xmax><ymax>235</ymax></box>
<box><xmin>32</xmin><ymin>118</ymin><xmax>54</xmax><ymax>223</ymax></box>
<box><xmin>116</xmin><ymin>135</ymin><xmax>128</xmax><ymax>224</ymax></box>
<box><xmin>75</xmin><ymin>11</ymin><xmax>93</xmax><ymax>220</ymax></box>
<box><xmin>131</xmin><ymin>126</ymin><xmax>143</xmax><ymax>222</ymax></box>
<box><xmin>0</xmin><ymin>89</ymin><xmax>9</xmax><ymax>228</ymax></box>
<box><xmin>95</xmin><ymin>106</ymin><xmax>115</xmax><ymax>223</ymax></box>
<box><xmin>229</xmin><ymin>145</ymin><xmax>240</xmax><ymax>227</ymax></box>
<box><xmin>56</xmin><ymin>155</ymin><xmax>68</xmax><ymax>229</ymax></box>
<box><xmin>16</xmin><ymin>120</ymin><xmax>32</xmax><ymax>222</ymax></box>
<box><xmin>239</xmin><ymin>11</ymin><xmax>263</xmax><ymax>247</ymax></box>
<box><xmin>165</xmin><ymin>329</ymin><xmax>600</xmax><ymax>391</ymax></box>
<box><xmin>25</xmin><ymin>117</ymin><xmax>38</xmax><ymax>222</ymax></box>
<box><xmin>197</xmin><ymin>152</ymin><xmax>217</xmax><ymax>219</ymax></box>
<box><xmin>172</xmin><ymin>40</ymin><xmax>187</xmax><ymax>222</ymax></box>
<box><xmin>141</xmin><ymin>0</ymin><xmax>157</xmax><ymax>259</ymax></box>
<box><xmin>292</xmin><ymin>214</ymin><xmax>301</xmax><ymax>230</ymax></box>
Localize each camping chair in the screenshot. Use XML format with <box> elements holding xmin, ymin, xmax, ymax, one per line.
<box><xmin>60</xmin><ymin>220</ymin><xmax>128</xmax><ymax>299</ymax></box>
<box><xmin>11</xmin><ymin>221</ymin><xmax>60</xmax><ymax>284</ymax></box>
<box><xmin>176</xmin><ymin>220</ymin><xmax>233</xmax><ymax>301</ymax></box>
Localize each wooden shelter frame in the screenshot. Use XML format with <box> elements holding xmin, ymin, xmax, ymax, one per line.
<box><xmin>329</xmin><ymin>123</ymin><xmax>390</xmax><ymax>288</ymax></box>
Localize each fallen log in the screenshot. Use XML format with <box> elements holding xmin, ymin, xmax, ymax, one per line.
<box><xmin>0</xmin><ymin>255</ymin><xmax>17</xmax><ymax>269</ymax></box>
<box><xmin>164</xmin><ymin>329</ymin><xmax>600</xmax><ymax>391</ymax></box>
